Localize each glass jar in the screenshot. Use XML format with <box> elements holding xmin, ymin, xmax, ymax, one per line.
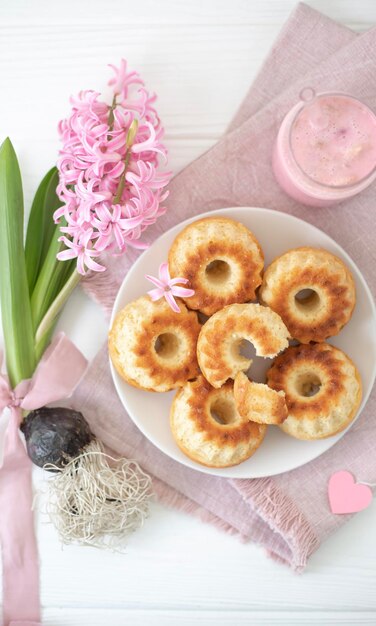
<box><xmin>272</xmin><ymin>89</ymin><xmax>376</xmax><ymax>207</ymax></box>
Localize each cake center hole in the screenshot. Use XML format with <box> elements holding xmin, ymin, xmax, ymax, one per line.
<box><xmin>294</xmin><ymin>289</ymin><xmax>320</xmax><ymax>312</ymax></box>
<box><xmin>154</xmin><ymin>333</ymin><xmax>179</xmax><ymax>359</ymax></box>
<box><xmin>210</xmin><ymin>397</ymin><xmax>239</xmax><ymax>425</ymax></box>
<box><xmin>238</xmin><ymin>339</ymin><xmax>257</xmax><ymax>361</ymax></box>
<box><xmin>295</xmin><ymin>373</ymin><xmax>322</xmax><ymax>397</ymax></box>
<box><xmin>230</xmin><ymin>339</ymin><xmax>267</xmax><ymax>383</ymax></box>
<box><xmin>205</xmin><ymin>260</ymin><xmax>231</xmax><ymax>285</ymax></box>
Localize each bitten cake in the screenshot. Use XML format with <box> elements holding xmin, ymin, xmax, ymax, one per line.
<box><xmin>197</xmin><ymin>302</ymin><xmax>290</xmax><ymax>388</ymax></box>
<box><xmin>234</xmin><ymin>372</ymin><xmax>288</xmax><ymax>425</ymax></box>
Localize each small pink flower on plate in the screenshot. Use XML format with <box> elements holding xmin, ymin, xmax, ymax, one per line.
<box><xmin>145</xmin><ymin>262</ymin><xmax>194</xmax><ymax>313</ymax></box>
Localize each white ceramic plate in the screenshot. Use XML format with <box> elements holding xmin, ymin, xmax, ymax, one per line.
<box><xmin>110</xmin><ymin>207</ymin><xmax>376</xmax><ymax>478</ymax></box>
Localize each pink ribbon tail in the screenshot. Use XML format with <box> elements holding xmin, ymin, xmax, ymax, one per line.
<box><xmin>0</xmin><ymin>332</ymin><xmax>88</xmax><ymax>625</ymax></box>
<box><xmin>0</xmin><ymin>407</ymin><xmax>41</xmax><ymax>626</ymax></box>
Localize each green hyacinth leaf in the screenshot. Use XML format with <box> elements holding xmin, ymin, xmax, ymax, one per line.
<box><xmin>25</xmin><ymin>166</ymin><xmax>62</xmax><ymax>294</ymax></box>
<box><xmin>0</xmin><ymin>138</ymin><xmax>36</xmax><ymax>386</ymax></box>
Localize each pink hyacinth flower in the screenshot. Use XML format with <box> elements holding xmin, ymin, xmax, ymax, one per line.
<box><xmin>57</xmin><ymin>231</ymin><xmax>106</xmax><ymax>275</ymax></box>
<box><xmin>108</xmin><ymin>59</ymin><xmax>143</xmax><ymax>98</ymax></box>
<box><xmin>56</xmin><ymin>60</ymin><xmax>172</xmax><ymax>275</ymax></box>
<box><xmin>145</xmin><ymin>262</ymin><xmax>195</xmax><ymax>313</ymax></box>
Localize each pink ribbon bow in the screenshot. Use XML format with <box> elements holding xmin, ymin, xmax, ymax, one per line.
<box><xmin>0</xmin><ymin>333</ymin><xmax>88</xmax><ymax>626</ymax></box>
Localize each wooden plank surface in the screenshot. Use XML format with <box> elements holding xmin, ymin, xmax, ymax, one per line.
<box><xmin>35</xmin><ymin>609</ymin><xmax>376</xmax><ymax>625</ymax></box>
<box><xmin>0</xmin><ymin>0</ymin><xmax>375</xmax><ymax>623</ymax></box>
<box><xmin>0</xmin><ymin>0</ymin><xmax>375</xmax><ymax>25</ymax></box>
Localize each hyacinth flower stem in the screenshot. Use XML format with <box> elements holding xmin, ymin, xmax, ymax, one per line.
<box><xmin>107</xmin><ymin>95</ymin><xmax>117</xmax><ymax>133</ymax></box>
<box><xmin>113</xmin><ymin>119</ymin><xmax>139</xmax><ymax>204</ymax></box>
<box><xmin>30</xmin><ymin>221</ymin><xmax>75</xmax><ymax>331</ymax></box>
<box><xmin>35</xmin><ymin>269</ymin><xmax>82</xmax><ymax>360</ymax></box>
<box><xmin>113</xmin><ymin>151</ymin><xmax>131</xmax><ymax>204</ymax></box>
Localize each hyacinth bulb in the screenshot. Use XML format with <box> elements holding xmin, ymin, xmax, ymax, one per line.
<box><xmin>21</xmin><ymin>407</ymin><xmax>93</xmax><ymax>469</ymax></box>
<box><xmin>22</xmin><ymin>407</ymin><xmax>153</xmax><ymax>549</ymax></box>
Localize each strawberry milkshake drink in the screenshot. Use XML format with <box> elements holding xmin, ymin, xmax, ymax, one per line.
<box><xmin>273</xmin><ymin>90</ymin><xmax>376</xmax><ymax>206</ymax></box>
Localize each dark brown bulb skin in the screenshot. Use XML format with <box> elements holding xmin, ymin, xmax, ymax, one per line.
<box><xmin>21</xmin><ymin>407</ymin><xmax>93</xmax><ymax>470</ymax></box>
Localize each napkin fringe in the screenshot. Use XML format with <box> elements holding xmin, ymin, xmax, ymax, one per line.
<box><xmin>233</xmin><ymin>478</ymin><xmax>320</xmax><ymax>572</ymax></box>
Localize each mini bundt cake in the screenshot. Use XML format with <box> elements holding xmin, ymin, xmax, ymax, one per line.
<box><xmin>109</xmin><ymin>296</ymin><xmax>201</xmax><ymax>392</ymax></box>
<box><xmin>197</xmin><ymin>303</ymin><xmax>290</xmax><ymax>388</ymax></box>
<box><xmin>259</xmin><ymin>247</ymin><xmax>356</xmax><ymax>343</ymax></box>
<box><xmin>170</xmin><ymin>376</ymin><xmax>267</xmax><ymax>467</ymax></box>
<box><xmin>234</xmin><ymin>372</ymin><xmax>288</xmax><ymax>425</ymax></box>
<box><xmin>266</xmin><ymin>343</ymin><xmax>362</xmax><ymax>439</ymax></box>
<box><xmin>168</xmin><ymin>217</ymin><xmax>264</xmax><ymax>316</ymax></box>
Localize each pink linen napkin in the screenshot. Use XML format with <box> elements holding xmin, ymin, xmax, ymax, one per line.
<box><xmin>72</xmin><ymin>3</ymin><xmax>376</xmax><ymax>571</ymax></box>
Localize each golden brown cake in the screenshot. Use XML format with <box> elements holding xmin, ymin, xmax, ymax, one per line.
<box><xmin>197</xmin><ymin>303</ymin><xmax>290</xmax><ymax>388</ymax></box>
<box><xmin>234</xmin><ymin>372</ymin><xmax>288</xmax><ymax>425</ymax></box>
<box><xmin>170</xmin><ymin>376</ymin><xmax>267</xmax><ymax>468</ymax></box>
<box><xmin>266</xmin><ymin>343</ymin><xmax>362</xmax><ymax>439</ymax></box>
<box><xmin>259</xmin><ymin>247</ymin><xmax>356</xmax><ymax>344</ymax></box>
<box><xmin>168</xmin><ymin>217</ymin><xmax>264</xmax><ymax>316</ymax></box>
<box><xmin>109</xmin><ymin>296</ymin><xmax>201</xmax><ymax>392</ymax></box>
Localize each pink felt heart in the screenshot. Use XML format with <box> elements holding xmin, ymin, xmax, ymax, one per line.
<box><xmin>328</xmin><ymin>471</ymin><xmax>373</xmax><ymax>515</ymax></box>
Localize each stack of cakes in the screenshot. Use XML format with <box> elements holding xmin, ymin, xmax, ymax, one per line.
<box><xmin>109</xmin><ymin>217</ymin><xmax>361</xmax><ymax>468</ymax></box>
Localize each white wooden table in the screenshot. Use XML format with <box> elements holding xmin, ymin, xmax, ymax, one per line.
<box><xmin>1</xmin><ymin>1</ymin><xmax>376</xmax><ymax>623</ymax></box>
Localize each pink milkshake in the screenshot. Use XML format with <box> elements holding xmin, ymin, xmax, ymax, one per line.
<box><xmin>273</xmin><ymin>91</ymin><xmax>376</xmax><ymax>206</ymax></box>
